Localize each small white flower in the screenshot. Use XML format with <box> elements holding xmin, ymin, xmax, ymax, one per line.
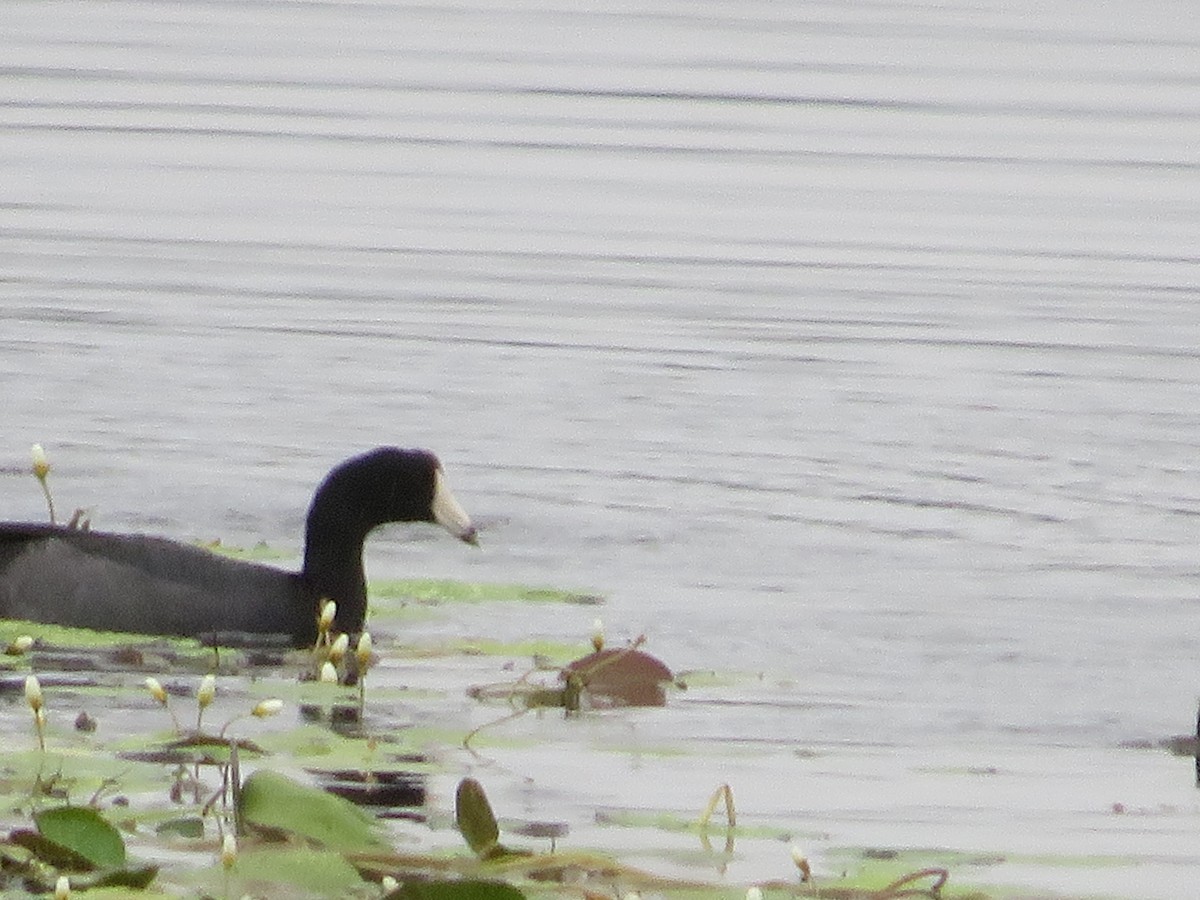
<box><xmin>591</xmin><ymin>617</ymin><xmax>605</xmax><ymax>652</ymax></box>
<box><xmin>145</xmin><ymin>677</ymin><xmax>168</xmax><ymax>705</ymax></box>
<box><xmin>356</xmin><ymin>631</ymin><xmax>373</xmax><ymax>667</ymax></box>
<box><xmin>318</xmin><ymin>600</ymin><xmax>337</xmax><ymax>631</ymax></box>
<box><xmin>381</xmin><ymin>875</ymin><xmax>399</xmax><ymax>894</ymax></box>
<box><xmin>746</xmin><ymin>888</ymin><xmax>763</xmax><ymax>900</ymax></box>
<box><xmin>24</xmin><ymin>675</ymin><xmax>43</xmax><ymax>713</ymax></box>
<box><xmin>319</xmin><ymin>661</ymin><xmax>339</xmax><ymax>684</ymax></box>
<box><xmin>251</xmin><ymin>699</ymin><xmax>284</xmax><ymax>718</ymax></box>
<box><xmin>790</xmin><ymin>844</ymin><xmax>811</xmax><ymax>881</ymax></box>
<box><xmin>54</xmin><ymin>874</ymin><xmax>70</xmax><ymax>899</ymax></box>
<box><xmin>31</xmin><ymin>444</ymin><xmax>50</xmax><ymax>480</ymax></box>
<box><xmin>329</xmin><ymin>633</ymin><xmax>349</xmax><ymax>663</ymax></box>
<box><xmin>197</xmin><ymin>674</ymin><xmax>216</xmax><ymax>709</ymax></box>
<box><xmin>6</xmin><ymin>634</ymin><xmax>34</xmax><ymax>656</ymax></box>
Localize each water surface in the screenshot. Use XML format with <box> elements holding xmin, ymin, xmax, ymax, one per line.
<box><xmin>2</xmin><ymin>1</ymin><xmax>1199</xmax><ymax>895</ymax></box>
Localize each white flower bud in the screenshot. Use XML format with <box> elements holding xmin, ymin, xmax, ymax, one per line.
<box><xmin>24</xmin><ymin>675</ymin><xmax>43</xmax><ymax>713</ymax></box>
<box><xmin>145</xmin><ymin>677</ymin><xmax>168</xmax><ymax>705</ymax></box>
<box><xmin>252</xmin><ymin>699</ymin><xmax>284</xmax><ymax>718</ymax></box>
<box><xmin>6</xmin><ymin>634</ymin><xmax>34</xmax><ymax>655</ymax></box>
<box><xmin>31</xmin><ymin>444</ymin><xmax>50</xmax><ymax>480</ymax></box>
<box><xmin>329</xmin><ymin>633</ymin><xmax>349</xmax><ymax>663</ymax></box>
<box><xmin>197</xmin><ymin>674</ymin><xmax>216</xmax><ymax>709</ymax></box>
<box><xmin>790</xmin><ymin>845</ymin><xmax>811</xmax><ymax>881</ymax></box>
<box><xmin>355</xmin><ymin>631</ymin><xmax>373</xmax><ymax>668</ymax></box>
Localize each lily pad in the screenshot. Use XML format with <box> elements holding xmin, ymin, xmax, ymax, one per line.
<box><xmin>155</xmin><ymin>817</ymin><xmax>206</xmax><ymax>839</ymax></box>
<box><xmin>238</xmin><ymin>769</ymin><xmax>388</xmax><ymax>852</ymax></box>
<box><xmin>120</xmin><ymin>733</ymin><xmax>265</xmax><ymax>766</ymax></box>
<box><xmin>455</xmin><ymin>778</ymin><xmax>500</xmax><ymax>859</ymax></box>
<box><xmin>387</xmin><ymin>879</ymin><xmax>527</xmax><ymax>900</ymax></box>
<box><xmin>371</xmin><ymin>579</ymin><xmax>601</xmax><ymax>607</ymax></box>
<box><xmin>227</xmin><ymin>846</ymin><xmax>364</xmax><ymax>893</ymax></box>
<box><xmin>33</xmin><ymin>805</ymin><xmax>126</xmax><ymax>869</ymax></box>
<box><xmin>197</xmin><ymin>539</ymin><xmax>296</xmax><ymax>561</ymax></box>
<box><xmin>9</xmin><ymin>828</ymin><xmax>96</xmax><ymax>870</ymax></box>
<box><xmin>561</xmin><ymin>648</ymin><xmax>674</xmax><ymax>708</ymax></box>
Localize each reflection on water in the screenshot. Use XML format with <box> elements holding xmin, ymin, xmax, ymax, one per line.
<box><xmin>2</xmin><ymin>1</ymin><xmax>1199</xmax><ymax>895</ymax></box>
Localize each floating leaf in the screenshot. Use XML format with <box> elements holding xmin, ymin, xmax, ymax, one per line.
<box><xmin>387</xmin><ymin>879</ymin><xmax>527</xmax><ymax>900</ymax></box>
<box><xmin>155</xmin><ymin>817</ymin><xmax>205</xmax><ymax>839</ymax></box>
<box><xmin>9</xmin><ymin>828</ymin><xmax>94</xmax><ymax>870</ymax></box>
<box><xmin>33</xmin><ymin>806</ymin><xmax>126</xmax><ymax>869</ymax></box>
<box><xmin>371</xmin><ymin>579</ymin><xmax>601</xmax><ymax>606</ymax></box>
<box><xmin>227</xmin><ymin>846</ymin><xmax>363</xmax><ymax>893</ymax></box>
<box><xmin>238</xmin><ymin>769</ymin><xmax>386</xmax><ymax>852</ymax></box>
<box><xmin>90</xmin><ymin>865</ymin><xmax>161</xmax><ymax>889</ymax></box>
<box><xmin>455</xmin><ymin>778</ymin><xmax>500</xmax><ymax>859</ymax></box>
<box><xmin>561</xmin><ymin>648</ymin><xmax>674</xmax><ymax>708</ymax></box>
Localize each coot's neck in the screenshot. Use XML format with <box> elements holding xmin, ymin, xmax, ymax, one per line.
<box><xmin>296</xmin><ymin>447</ymin><xmax>440</xmax><ymax>643</ymax></box>
<box><xmin>300</xmin><ymin>489</ymin><xmax>374</xmax><ymax>639</ymax></box>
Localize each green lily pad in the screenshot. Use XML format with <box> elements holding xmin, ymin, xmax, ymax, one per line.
<box><xmin>238</xmin><ymin>769</ymin><xmax>387</xmax><ymax>852</ymax></box>
<box><xmin>196</xmin><ymin>539</ymin><xmax>296</xmax><ymax>561</ymax></box>
<box><xmin>0</xmin><ymin>619</ymin><xmax>202</xmax><ymax>652</ymax></box>
<box><xmin>227</xmin><ymin>846</ymin><xmax>364</xmax><ymax>893</ymax></box>
<box><xmin>9</xmin><ymin>828</ymin><xmax>95</xmax><ymax>870</ymax></box>
<box><xmin>34</xmin><ymin>805</ymin><xmax>126</xmax><ymax>869</ymax></box>
<box><xmin>155</xmin><ymin>817</ymin><xmax>205</xmax><ymax>839</ymax></box>
<box><xmin>371</xmin><ymin>579</ymin><xmax>601</xmax><ymax>606</ymax></box>
<box><xmin>455</xmin><ymin>778</ymin><xmax>500</xmax><ymax>859</ymax></box>
<box><xmin>387</xmin><ymin>879</ymin><xmax>527</xmax><ymax>900</ymax></box>
<box><xmin>87</xmin><ymin>865</ymin><xmax>161</xmax><ymax>890</ymax></box>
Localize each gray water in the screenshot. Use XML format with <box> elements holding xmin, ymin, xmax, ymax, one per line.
<box><xmin>3</xmin><ymin>1</ymin><xmax>1200</xmax><ymax>894</ymax></box>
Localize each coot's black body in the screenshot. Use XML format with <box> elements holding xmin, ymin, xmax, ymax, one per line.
<box><xmin>0</xmin><ymin>447</ymin><xmax>477</xmax><ymax>646</ymax></box>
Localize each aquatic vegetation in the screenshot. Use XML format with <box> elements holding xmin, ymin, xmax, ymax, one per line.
<box><xmin>239</xmin><ymin>769</ymin><xmax>388</xmax><ymax>852</ymax></box>
<box><xmin>371</xmin><ymin>578</ymin><xmax>602</xmax><ymax>608</ymax></box>
<box><xmin>199</xmin><ymin>539</ymin><xmax>297</xmax><ymax>562</ymax></box>
<box><xmin>0</xmin><ymin>569</ymin><xmax>1006</xmax><ymax>900</ymax></box>
<box><xmin>25</xmin><ymin>674</ymin><xmax>46</xmax><ymax>752</ymax></box>
<box><xmin>3</xmin><ymin>803</ymin><xmax>158</xmax><ymax>893</ymax></box>
<box><xmin>30</xmin><ymin>443</ymin><xmax>55</xmax><ymax>525</ymax></box>
<box><xmin>460</xmin><ymin>635</ymin><xmax>676</xmax><ymax>753</ymax></box>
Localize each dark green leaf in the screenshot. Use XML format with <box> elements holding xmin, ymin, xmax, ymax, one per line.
<box><xmin>91</xmin><ymin>865</ymin><xmax>160</xmax><ymax>889</ymax></box>
<box><xmin>455</xmin><ymin>779</ymin><xmax>499</xmax><ymax>859</ymax></box>
<box><xmin>388</xmin><ymin>879</ymin><xmax>526</xmax><ymax>900</ymax></box>
<box><xmin>9</xmin><ymin>828</ymin><xmax>95</xmax><ymax>870</ymax></box>
<box><xmin>226</xmin><ymin>846</ymin><xmax>362</xmax><ymax>893</ymax></box>
<box><xmin>33</xmin><ymin>806</ymin><xmax>126</xmax><ymax>869</ymax></box>
<box><xmin>238</xmin><ymin>769</ymin><xmax>386</xmax><ymax>852</ymax></box>
<box><xmin>155</xmin><ymin>817</ymin><xmax>205</xmax><ymax>839</ymax></box>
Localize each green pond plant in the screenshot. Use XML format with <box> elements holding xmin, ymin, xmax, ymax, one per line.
<box><xmin>0</xmin><ymin>614</ymin><xmax>973</xmax><ymax>900</ymax></box>
<box><xmin>31</xmin><ymin>443</ymin><xmax>55</xmax><ymax>525</ymax></box>
<box><xmin>220</xmin><ymin>831</ymin><xmax>237</xmax><ymax>900</ymax></box>
<box><xmin>1</xmin><ymin>452</ymin><xmax>979</xmax><ymax>897</ymax></box>
<box><xmin>6</xmin><ymin>633</ymin><xmax>35</xmax><ymax>656</ymax></box>
<box><xmin>25</xmin><ymin>673</ymin><xmax>46</xmax><ymax>753</ymax></box>
<box><xmin>196</xmin><ymin>673</ymin><xmax>216</xmax><ymax>731</ymax></box>
<box><xmin>144</xmin><ymin>676</ymin><xmax>182</xmax><ymax>732</ymax></box>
